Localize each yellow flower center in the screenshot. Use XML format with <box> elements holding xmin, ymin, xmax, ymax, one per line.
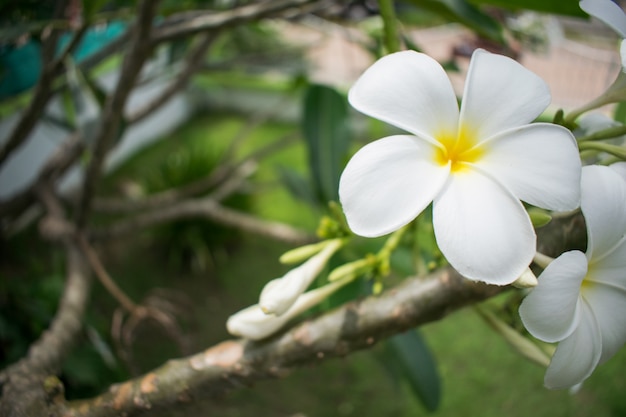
<box><xmin>580</xmin><ymin>265</ymin><xmax>595</xmax><ymax>293</ymax></box>
<box><xmin>435</xmin><ymin>126</ymin><xmax>484</xmax><ymax>173</ymax></box>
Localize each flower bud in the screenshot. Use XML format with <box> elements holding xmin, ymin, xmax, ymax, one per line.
<box><xmin>227</xmin><ymin>279</ymin><xmax>349</xmax><ymax>340</ymax></box>
<box><xmin>511</xmin><ymin>267</ymin><xmax>538</xmax><ymax>288</ymax></box>
<box><xmin>259</xmin><ymin>239</ymin><xmax>343</xmax><ymax>316</ymax></box>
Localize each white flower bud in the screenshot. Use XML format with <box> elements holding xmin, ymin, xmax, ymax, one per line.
<box><xmin>259</xmin><ymin>239</ymin><xmax>342</xmax><ymax>316</ymax></box>
<box><xmin>226</xmin><ymin>279</ymin><xmax>348</xmax><ymax>340</ymax></box>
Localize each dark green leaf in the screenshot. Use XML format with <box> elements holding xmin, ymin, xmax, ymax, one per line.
<box><xmin>408</xmin><ymin>0</ymin><xmax>505</xmax><ymax>44</ymax></box>
<box><xmin>383</xmin><ymin>330</ymin><xmax>441</xmax><ymax>412</ymax></box>
<box><xmin>276</xmin><ymin>166</ymin><xmax>319</xmax><ymax>207</ymax></box>
<box><xmin>301</xmin><ymin>84</ymin><xmax>352</xmax><ymax>204</ymax></box>
<box><xmin>469</xmin><ymin>0</ymin><xmax>586</xmax><ymax>17</ymax></box>
<box><xmin>614</xmin><ymin>100</ymin><xmax>626</xmax><ymax>124</ymax></box>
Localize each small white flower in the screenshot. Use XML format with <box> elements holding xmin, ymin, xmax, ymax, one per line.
<box><xmin>227</xmin><ymin>279</ymin><xmax>348</xmax><ymax>341</ymax></box>
<box><xmin>259</xmin><ymin>239</ymin><xmax>342</xmax><ymax>316</ymax></box>
<box><xmin>580</xmin><ymin>0</ymin><xmax>626</xmax><ymax>69</ymax></box>
<box><xmin>519</xmin><ymin>165</ymin><xmax>626</xmax><ymax>389</ymax></box>
<box><xmin>580</xmin><ymin>0</ymin><xmax>626</xmax><ymax>37</ymax></box>
<box><xmin>339</xmin><ymin>49</ymin><xmax>581</xmax><ymax>285</ymax></box>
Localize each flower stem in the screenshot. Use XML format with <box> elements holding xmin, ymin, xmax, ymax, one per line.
<box><xmin>578</xmin><ymin>141</ymin><xmax>626</xmax><ymax>160</ymax></box>
<box><xmin>577</xmin><ymin>124</ymin><xmax>626</xmax><ymax>142</ymax></box>
<box><xmin>533</xmin><ymin>252</ymin><xmax>554</xmax><ymax>269</ymax></box>
<box><xmin>378</xmin><ymin>0</ymin><xmax>401</xmax><ymax>54</ymax></box>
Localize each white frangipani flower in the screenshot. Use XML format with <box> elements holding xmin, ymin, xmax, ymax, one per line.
<box><xmin>227</xmin><ymin>279</ymin><xmax>348</xmax><ymax>341</ymax></box>
<box><xmin>580</xmin><ymin>0</ymin><xmax>626</xmax><ymax>68</ymax></box>
<box><xmin>611</xmin><ymin>161</ymin><xmax>626</xmax><ymax>181</ymax></box>
<box><xmin>339</xmin><ymin>49</ymin><xmax>581</xmax><ymax>285</ymax></box>
<box><xmin>519</xmin><ymin>165</ymin><xmax>626</xmax><ymax>389</ymax></box>
<box><xmin>580</xmin><ymin>0</ymin><xmax>626</xmax><ymax>37</ymax></box>
<box><xmin>259</xmin><ymin>239</ymin><xmax>342</xmax><ymax>316</ymax></box>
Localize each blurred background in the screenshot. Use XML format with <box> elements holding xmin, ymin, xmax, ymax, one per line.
<box><xmin>1</xmin><ymin>1</ymin><xmax>625</xmax><ymax>416</ymax></box>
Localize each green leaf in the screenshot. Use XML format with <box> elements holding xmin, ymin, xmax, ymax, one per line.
<box><xmin>527</xmin><ymin>207</ymin><xmax>552</xmax><ymax>228</ymax></box>
<box><xmin>614</xmin><ymin>100</ymin><xmax>626</xmax><ymax>124</ymax></box>
<box><xmin>276</xmin><ymin>166</ymin><xmax>319</xmax><ymax>208</ymax></box>
<box><xmin>301</xmin><ymin>84</ymin><xmax>352</xmax><ymax>204</ymax></box>
<box><xmin>469</xmin><ymin>0</ymin><xmax>586</xmax><ymax>17</ymax></box>
<box><xmin>408</xmin><ymin>0</ymin><xmax>505</xmax><ymax>44</ymax></box>
<box><xmin>383</xmin><ymin>330</ymin><xmax>441</xmax><ymax>412</ymax></box>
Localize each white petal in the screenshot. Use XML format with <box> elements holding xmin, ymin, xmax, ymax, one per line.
<box><xmin>339</xmin><ymin>135</ymin><xmax>450</xmax><ymax>237</ymax></box>
<box><xmin>432</xmin><ymin>169</ymin><xmax>535</xmax><ymax>284</ymax></box>
<box><xmin>259</xmin><ymin>239</ymin><xmax>340</xmax><ymax>316</ymax></box>
<box><xmin>577</xmin><ymin>112</ymin><xmax>619</xmax><ymax>135</ymax></box>
<box><xmin>348</xmin><ymin>51</ymin><xmax>459</xmax><ymax>141</ymax></box>
<box><xmin>480</xmin><ymin>124</ymin><xmax>581</xmax><ymax>211</ymax></box>
<box><xmin>583</xmin><ymin>284</ymin><xmax>626</xmax><ymax>363</ymax></box>
<box><xmin>610</xmin><ymin>161</ymin><xmax>626</xmax><ymax>182</ymax></box>
<box><xmin>580</xmin><ymin>0</ymin><xmax>626</xmax><ymax>38</ymax></box>
<box><xmin>581</xmin><ymin>165</ymin><xmax>626</xmax><ymax>260</ymax></box>
<box><xmin>519</xmin><ymin>251</ymin><xmax>588</xmax><ymax>342</ymax></box>
<box><xmin>544</xmin><ymin>302</ymin><xmax>602</xmax><ymax>389</ymax></box>
<box><xmin>460</xmin><ymin>49</ymin><xmax>551</xmax><ymax>141</ymax></box>
<box><xmin>589</xmin><ymin>263</ymin><xmax>626</xmax><ymax>292</ymax></box>
<box><xmin>621</xmin><ymin>39</ymin><xmax>626</xmax><ymax>70</ymax></box>
<box><xmin>226</xmin><ymin>303</ymin><xmax>294</xmax><ymax>340</ymax></box>
<box><xmin>227</xmin><ymin>279</ymin><xmax>350</xmax><ymax>340</ymax></box>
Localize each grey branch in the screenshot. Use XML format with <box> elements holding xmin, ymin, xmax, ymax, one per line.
<box><xmin>0</xmin><ymin>243</ymin><xmax>91</xmax><ymax>417</ymax></box>
<box><xmin>0</xmin><ymin>24</ymin><xmax>87</xmax><ymax>166</ymax></box>
<box><xmin>91</xmin><ymin>195</ymin><xmax>314</xmax><ymax>246</ymax></box>
<box><xmin>152</xmin><ymin>0</ymin><xmax>323</xmax><ymax>43</ymax></box>
<box><xmin>60</xmin><ymin>267</ymin><xmax>504</xmax><ymax>417</ymax></box>
<box><xmin>75</xmin><ymin>0</ymin><xmax>160</xmax><ymax>227</ymax></box>
<box><xmin>127</xmin><ymin>32</ymin><xmax>217</xmax><ymax>124</ymax></box>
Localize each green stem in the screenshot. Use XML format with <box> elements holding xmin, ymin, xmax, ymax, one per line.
<box><xmin>378</xmin><ymin>0</ymin><xmax>401</xmax><ymax>54</ymax></box>
<box><xmin>564</xmin><ymin>71</ymin><xmax>626</xmax><ymax>126</ymax></box>
<box><xmin>577</xmin><ymin>124</ymin><xmax>626</xmax><ymax>142</ymax></box>
<box><xmin>578</xmin><ymin>141</ymin><xmax>626</xmax><ymax>160</ymax></box>
<box><xmin>533</xmin><ymin>252</ymin><xmax>554</xmax><ymax>269</ymax></box>
<box><xmin>379</xmin><ymin>223</ymin><xmax>408</xmax><ymax>258</ymax></box>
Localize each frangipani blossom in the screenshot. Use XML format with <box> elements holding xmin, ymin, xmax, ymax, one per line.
<box><xmin>612</xmin><ymin>161</ymin><xmax>626</xmax><ymax>181</ymax></box>
<box><xmin>580</xmin><ymin>0</ymin><xmax>626</xmax><ymax>68</ymax></box>
<box><xmin>259</xmin><ymin>238</ymin><xmax>343</xmax><ymax>316</ymax></box>
<box><xmin>227</xmin><ymin>279</ymin><xmax>349</xmax><ymax>340</ymax></box>
<box><xmin>519</xmin><ymin>165</ymin><xmax>626</xmax><ymax>389</ymax></box>
<box><xmin>339</xmin><ymin>49</ymin><xmax>581</xmax><ymax>284</ymax></box>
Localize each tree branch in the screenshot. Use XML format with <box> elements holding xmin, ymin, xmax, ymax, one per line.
<box><xmin>127</xmin><ymin>32</ymin><xmax>217</xmax><ymax>125</ymax></box>
<box><xmin>91</xmin><ymin>195</ymin><xmax>314</xmax><ymax>245</ymax></box>
<box><xmin>92</xmin><ymin>129</ymin><xmax>297</xmax><ymax>215</ymax></box>
<box><xmin>60</xmin><ymin>267</ymin><xmax>503</xmax><ymax>417</ymax></box>
<box><xmin>0</xmin><ymin>23</ymin><xmax>88</xmax><ymax>166</ymax></box>
<box><xmin>0</xmin><ymin>133</ymin><xmax>84</xmax><ymax>225</ymax></box>
<box><xmin>152</xmin><ymin>0</ymin><xmax>323</xmax><ymax>43</ymax></box>
<box><xmin>0</xmin><ymin>243</ymin><xmax>91</xmax><ymax>417</ymax></box>
<box><xmin>75</xmin><ymin>0</ymin><xmax>160</xmax><ymax>227</ymax></box>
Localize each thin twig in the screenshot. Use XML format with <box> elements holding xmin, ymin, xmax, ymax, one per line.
<box><xmin>0</xmin><ymin>133</ymin><xmax>84</xmax><ymax>226</ymax></box>
<box><xmin>76</xmin><ymin>234</ymin><xmax>137</xmax><ymax>313</ymax></box>
<box><xmin>152</xmin><ymin>0</ymin><xmax>321</xmax><ymax>43</ymax></box>
<box><xmin>76</xmin><ymin>0</ymin><xmax>160</xmax><ymax>228</ymax></box>
<box><xmin>127</xmin><ymin>32</ymin><xmax>217</xmax><ymax>124</ymax></box>
<box><xmin>91</xmin><ymin>196</ymin><xmax>313</xmax><ymax>244</ymax></box>
<box><xmin>0</xmin><ymin>24</ymin><xmax>88</xmax><ymax>166</ymax></box>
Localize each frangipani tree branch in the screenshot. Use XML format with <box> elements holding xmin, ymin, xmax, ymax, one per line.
<box><xmin>152</xmin><ymin>0</ymin><xmax>325</xmax><ymax>43</ymax></box>
<box><xmin>76</xmin><ymin>0</ymin><xmax>160</xmax><ymax>227</ymax></box>
<box><xmin>0</xmin><ymin>243</ymin><xmax>91</xmax><ymax>417</ymax></box>
<box><xmin>61</xmin><ymin>267</ymin><xmax>503</xmax><ymax>417</ymax></box>
<box><xmin>91</xmin><ymin>196</ymin><xmax>314</xmax><ymax>245</ymax></box>
<box><xmin>0</xmin><ymin>22</ymin><xmax>87</xmax><ymax>167</ymax></box>
<box><xmin>126</xmin><ymin>32</ymin><xmax>217</xmax><ymax>125</ymax></box>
